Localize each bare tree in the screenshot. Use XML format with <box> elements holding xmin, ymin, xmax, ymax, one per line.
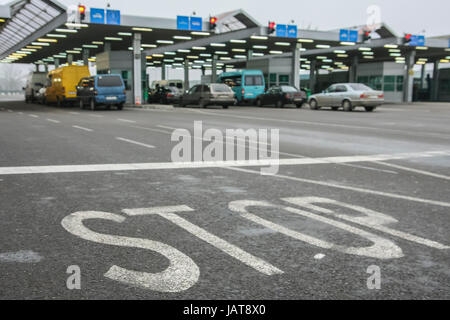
<box><xmin>0</xmin><ymin>64</ymin><xmax>34</xmax><ymax>92</ymax></box>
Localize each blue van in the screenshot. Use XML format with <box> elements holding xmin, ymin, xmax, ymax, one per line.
<box><xmin>217</xmin><ymin>70</ymin><xmax>265</xmax><ymax>104</ymax></box>
<box><xmin>76</xmin><ymin>74</ymin><xmax>126</xmax><ymax>110</ymax></box>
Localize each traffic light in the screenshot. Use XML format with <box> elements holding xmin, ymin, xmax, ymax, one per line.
<box><xmin>363</xmin><ymin>31</ymin><xmax>372</xmax><ymax>42</ymax></box>
<box><xmin>78</xmin><ymin>5</ymin><xmax>86</xmax><ymax>22</ymax></box>
<box><xmin>403</xmin><ymin>34</ymin><xmax>412</xmax><ymax>45</ymax></box>
<box><xmin>209</xmin><ymin>17</ymin><xmax>218</xmax><ymax>31</ymax></box>
<box><xmin>268</xmin><ymin>21</ymin><xmax>276</xmax><ymax>35</ymax></box>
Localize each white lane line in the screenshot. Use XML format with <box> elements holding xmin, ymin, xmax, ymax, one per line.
<box><xmin>46</xmin><ymin>118</ymin><xmax>60</xmax><ymax>124</ymax></box>
<box><xmin>226</xmin><ymin>167</ymin><xmax>450</xmax><ymax>208</ymax></box>
<box><xmin>0</xmin><ymin>150</ymin><xmax>447</xmax><ymax>177</ymax></box>
<box><xmin>72</xmin><ymin>125</ymin><xmax>93</xmax><ymax>132</ymax></box>
<box><xmin>116</xmin><ymin>137</ymin><xmax>155</xmax><ymax>149</ymax></box>
<box><xmin>0</xmin><ymin>250</ymin><xmax>43</xmax><ymax>263</ymax></box>
<box><xmin>69</xmin><ymin>112</ymin><xmax>80</xmax><ymax>115</ymax></box>
<box><xmin>7</xmin><ymin>109</ymin><xmax>13</xmax><ymax>113</ymax></box>
<box><xmin>28</xmin><ymin>114</ymin><xmax>39</xmax><ymax>118</ymax></box>
<box><xmin>374</xmin><ymin>161</ymin><xmax>450</xmax><ymax>181</ymax></box>
<box><xmin>337</xmin><ymin>162</ymin><xmax>398</xmax><ymax>174</ymax></box>
<box><xmin>117</xmin><ymin>118</ymin><xmax>137</xmax><ymax>123</ymax></box>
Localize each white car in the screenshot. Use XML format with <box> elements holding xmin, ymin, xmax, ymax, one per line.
<box><xmin>308</xmin><ymin>83</ymin><xmax>384</xmax><ymax>112</ymax></box>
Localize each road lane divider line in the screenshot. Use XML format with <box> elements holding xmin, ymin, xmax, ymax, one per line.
<box><xmin>118</xmin><ymin>119</ymin><xmax>137</xmax><ymax>123</ymax></box>
<box><xmin>46</xmin><ymin>119</ymin><xmax>60</xmax><ymax>124</ymax></box>
<box><xmin>226</xmin><ymin>167</ymin><xmax>450</xmax><ymax>208</ymax></box>
<box><xmin>374</xmin><ymin>161</ymin><xmax>450</xmax><ymax>181</ymax></box>
<box><xmin>28</xmin><ymin>114</ymin><xmax>39</xmax><ymax>118</ymax></box>
<box><xmin>72</xmin><ymin>125</ymin><xmax>93</xmax><ymax>132</ymax></box>
<box><xmin>116</xmin><ymin>137</ymin><xmax>155</xmax><ymax>149</ymax></box>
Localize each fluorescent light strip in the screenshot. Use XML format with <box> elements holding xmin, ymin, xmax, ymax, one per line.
<box><xmin>174</xmin><ymin>36</ymin><xmax>192</xmax><ymax>40</ymax></box>
<box><xmin>191</xmin><ymin>32</ymin><xmax>210</xmax><ymax>36</ymax></box>
<box><xmin>56</xmin><ymin>29</ymin><xmax>78</xmax><ymax>33</ymax></box>
<box><xmin>133</xmin><ymin>27</ymin><xmax>153</xmax><ymax>32</ymax></box>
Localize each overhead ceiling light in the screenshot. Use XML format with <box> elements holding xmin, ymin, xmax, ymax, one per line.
<box><xmin>211</xmin><ymin>43</ymin><xmax>226</xmax><ymax>47</ymax></box>
<box><xmin>358</xmin><ymin>47</ymin><xmax>371</xmax><ymax>51</ymax></box>
<box><xmin>395</xmin><ymin>60</ymin><xmax>405</xmax><ymax>64</ymax></box>
<box><xmin>38</xmin><ymin>38</ymin><xmax>57</xmax><ymax>43</ymax></box>
<box><xmin>334</xmin><ymin>50</ymin><xmax>346</xmax><ymax>54</ymax></box>
<box><xmin>92</xmin><ymin>41</ymin><xmax>104</xmax><ymax>45</ymax></box>
<box><xmin>65</xmin><ymin>23</ymin><xmax>88</xmax><ymax>28</ymax></box>
<box><xmin>177</xmin><ymin>49</ymin><xmax>191</xmax><ymax>53</ymax></box>
<box><xmin>118</xmin><ymin>32</ymin><xmax>133</xmax><ymax>36</ymax></box>
<box><xmin>56</xmin><ymin>29</ymin><xmax>78</xmax><ymax>33</ymax></box>
<box><xmin>191</xmin><ymin>31</ymin><xmax>210</xmax><ymax>36</ymax></box>
<box><xmin>88</xmin><ymin>58</ymin><xmax>96</xmax><ymax>62</ymax></box>
<box><xmin>418</xmin><ymin>58</ymin><xmax>428</xmax><ymax>61</ymax></box>
<box><xmin>384</xmin><ymin>44</ymin><xmax>398</xmax><ymax>49</ymax></box>
<box><xmin>200</xmin><ymin>53</ymin><xmax>212</xmax><ymax>57</ymax></box>
<box><xmin>252</xmin><ymin>52</ymin><xmax>264</xmax><ymax>57</ymax></box>
<box><xmin>251</xmin><ymin>35</ymin><xmax>268</xmax><ymax>40</ymax></box>
<box><xmin>362</xmin><ymin>51</ymin><xmax>374</xmax><ymax>55</ymax></box>
<box><xmin>234</xmin><ymin>55</ymin><xmax>247</xmax><ymax>59</ymax></box>
<box><xmin>317</xmin><ymin>56</ymin><xmax>327</xmax><ymax>59</ymax></box>
<box><xmin>47</xmin><ymin>34</ymin><xmax>67</xmax><ymax>38</ymax></box>
<box><xmin>141</xmin><ymin>44</ymin><xmax>157</xmax><ymax>48</ymax></box>
<box><xmin>173</xmin><ymin>36</ymin><xmax>192</xmax><ymax>40</ymax></box>
<box><xmin>445</xmin><ymin>49</ymin><xmax>450</xmax><ymax>52</ymax></box>
<box><xmin>215</xmin><ymin>51</ymin><xmax>228</xmax><ymax>55</ymax></box>
<box><xmin>132</xmin><ymin>27</ymin><xmax>153</xmax><ymax>32</ymax></box>
<box><xmin>390</xmin><ymin>53</ymin><xmax>401</xmax><ymax>57</ymax></box>
<box><xmin>27</xmin><ymin>46</ymin><xmax>42</xmax><ymax>49</ymax></box>
<box><xmin>298</xmin><ymin>39</ymin><xmax>314</xmax><ymax>43</ymax></box>
<box><xmin>337</xmin><ymin>54</ymin><xmax>348</xmax><ymax>58</ymax></box>
<box><xmin>440</xmin><ymin>59</ymin><xmax>450</xmax><ymax>63</ymax></box>
<box><xmin>174</xmin><ymin>57</ymin><xmax>184</xmax><ymax>61</ymax></box>
<box><xmin>66</xmin><ymin>50</ymin><xmax>81</xmax><ymax>54</ymax></box>
<box><xmin>82</xmin><ymin>45</ymin><xmax>98</xmax><ymax>48</ymax></box>
<box><xmin>193</xmin><ymin>46</ymin><xmax>206</xmax><ymax>50</ymax></box>
<box><xmin>153</xmin><ymin>54</ymin><xmax>164</xmax><ymax>57</ymax></box>
<box><xmin>220</xmin><ymin>57</ymin><xmax>232</xmax><ymax>60</ymax></box>
<box><xmin>340</xmin><ymin>42</ymin><xmax>355</xmax><ymax>46</ymax></box>
<box><xmin>104</xmin><ymin>37</ymin><xmax>122</xmax><ymax>41</ymax></box>
<box><xmin>157</xmin><ymin>40</ymin><xmax>174</xmax><ymax>44</ymax></box>
<box><xmin>275</xmin><ymin>42</ymin><xmax>291</xmax><ymax>46</ymax></box>
<box><xmin>323</xmin><ymin>59</ymin><xmax>333</xmax><ymax>63</ymax></box>
<box><xmin>23</xmin><ymin>48</ymin><xmax>36</xmax><ymax>52</ymax></box>
<box><xmin>316</xmin><ymin>44</ymin><xmax>331</xmax><ymax>49</ymax></box>
<box><xmin>416</xmin><ymin>46</ymin><xmax>428</xmax><ymax>50</ymax></box>
<box><xmin>389</xmin><ymin>49</ymin><xmax>401</xmax><ymax>53</ymax></box>
<box><xmin>230</xmin><ymin>39</ymin><xmax>246</xmax><ymax>43</ymax></box>
<box><xmin>363</xmin><ymin>56</ymin><xmax>374</xmax><ymax>59</ymax></box>
<box><xmin>269</xmin><ymin>50</ymin><xmax>283</xmax><ymax>55</ymax></box>
<box><xmin>253</xmin><ymin>45</ymin><xmax>267</xmax><ymax>49</ymax></box>
<box><xmin>165</xmin><ymin>52</ymin><xmax>176</xmax><ymax>55</ymax></box>
<box><xmin>32</xmin><ymin>42</ymin><xmax>49</xmax><ymax>46</ymax></box>
<box><xmin>187</xmin><ymin>55</ymin><xmax>199</xmax><ymax>59</ymax></box>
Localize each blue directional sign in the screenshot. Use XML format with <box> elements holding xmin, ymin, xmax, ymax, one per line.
<box><xmin>409</xmin><ymin>35</ymin><xmax>425</xmax><ymax>46</ymax></box>
<box><xmin>287</xmin><ymin>25</ymin><xmax>298</xmax><ymax>38</ymax></box>
<box><xmin>276</xmin><ymin>24</ymin><xmax>287</xmax><ymax>37</ymax></box>
<box><xmin>349</xmin><ymin>30</ymin><xmax>358</xmax><ymax>43</ymax></box>
<box><xmin>106</xmin><ymin>9</ymin><xmax>121</xmax><ymax>25</ymax></box>
<box><xmin>177</xmin><ymin>16</ymin><xmax>190</xmax><ymax>30</ymax></box>
<box><xmin>339</xmin><ymin>29</ymin><xmax>350</xmax><ymax>42</ymax></box>
<box><xmin>90</xmin><ymin>8</ymin><xmax>105</xmax><ymax>24</ymax></box>
<box><xmin>190</xmin><ymin>17</ymin><xmax>203</xmax><ymax>31</ymax></box>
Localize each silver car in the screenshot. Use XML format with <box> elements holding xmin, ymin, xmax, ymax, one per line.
<box><xmin>308</xmin><ymin>83</ymin><xmax>384</xmax><ymax>112</ymax></box>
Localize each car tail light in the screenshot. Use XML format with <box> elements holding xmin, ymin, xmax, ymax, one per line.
<box><xmin>378</xmin><ymin>94</ymin><xmax>384</xmax><ymax>98</ymax></box>
<box><xmin>285</xmin><ymin>93</ymin><xmax>290</xmax><ymax>99</ymax></box>
<box><xmin>360</xmin><ymin>93</ymin><xmax>369</xmax><ymax>99</ymax></box>
<box><xmin>167</xmin><ymin>93</ymin><xmax>174</xmax><ymax>98</ymax></box>
<box><xmin>241</xmin><ymin>88</ymin><xmax>245</xmax><ymax>96</ymax></box>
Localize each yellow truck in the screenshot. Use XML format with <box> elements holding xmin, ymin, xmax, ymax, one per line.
<box><xmin>45</xmin><ymin>65</ymin><xmax>90</xmax><ymax>106</ymax></box>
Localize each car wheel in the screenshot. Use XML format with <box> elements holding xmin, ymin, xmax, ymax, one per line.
<box><xmin>256</xmin><ymin>99</ymin><xmax>262</xmax><ymax>107</ymax></box>
<box><xmin>365</xmin><ymin>106</ymin><xmax>376</xmax><ymax>112</ymax></box>
<box><xmin>90</xmin><ymin>99</ymin><xmax>96</xmax><ymax>111</ymax></box>
<box><xmin>117</xmin><ymin>103</ymin><xmax>124</xmax><ymax>111</ymax></box>
<box><xmin>296</xmin><ymin>102</ymin><xmax>303</xmax><ymax>109</ymax></box>
<box><xmin>342</xmin><ymin>100</ymin><xmax>353</xmax><ymax>112</ymax></box>
<box><xmin>223</xmin><ymin>105</ymin><xmax>229</xmax><ymax>109</ymax></box>
<box><xmin>199</xmin><ymin>99</ymin><xmax>207</xmax><ymax>109</ymax></box>
<box><xmin>79</xmin><ymin>99</ymin><xmax>84</xmax><ymax>109</ymax></box>
<box><xmin>276</xmin><ymin>100</ymin><xmax>284</xmax><ymax>108</ymax></box>
<box><xmin>332</xmin><ymin>107</ymin><xmax>339</xmax><ymax>111</ymax></box>
<box><xmin>309</xmin><ymin>99</ymin><xmax>319</xmax><ymax>110</ymax></box>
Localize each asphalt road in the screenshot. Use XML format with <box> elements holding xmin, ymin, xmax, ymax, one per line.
<box><xmin>0</xmin><ymin>100</ymin><xmax>449</xmax><ymax>300</ymax></box>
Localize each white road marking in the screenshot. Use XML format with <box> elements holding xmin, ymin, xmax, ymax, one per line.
<box><xmin>7</xmin><ymin>109</ymin><xmax>13</xmax><ymax>112</ymax></box>
<box><xmin>335</xmin><ymin>162</ymin><xmax>398</xmax><ymax>174</ymax></box>
<box><xmin>116</xmin><ymin>137</ymin><xmax>155</xmax><ymax>149</ymax></box>
<box><xmin>0</xmin><ymin>250</ymin><xmax>42</xmax><ymax>263</ymax></box>
<box><xmin>374</xmin><ymin>161</ymin><xmax>450</xmax><ymax>181</ymax></box>
<box><xmin>229</xmin><ymin>200</ymin><xmax>403</xmax><ymax>259</ymax></box>
<box><xmin>117</xmin><ymin>118</ymin><xmax>137</xmax><ymax>123</ymax></box>
<box><xmin>28</xmin><ymin>114</ymin><xmax>39</xmax><ymax>118</ymax></box>
<box><xmin>62</xmin><ymin>210</ymin><xmax>199</xmax><ymax>292</ymax></box>
<box><xmin>227</xmin><ymin>167</ymin><xmax>450</xmax><ymax>208</ymax></box>
<box><xmin>0</xmin><ymin>151</ymin><xmax>447</xmax><ymax>177</ymax></box>
<box><xmin>124</xmin><ymin>206</ymin><xmax>283</xmax><ymax>276</ymax></box>
<box><xmin>46</xmin><ymin>118</ymin><xmax>60</xmax><ymax>124</ymax></box>
<box><xmin>69</xmin><ymin>112</ymin><xmax>80</xmax><ymax>115</ymax></box>
<box><xmin>314</xmin><ymin>254</ymin><xmax>326</xmax><ymax>260</ymax></box>
<box><xmin>72</xmin><ymin>125</ymin><xmax>93</xmax><ymax>132</ymax></box>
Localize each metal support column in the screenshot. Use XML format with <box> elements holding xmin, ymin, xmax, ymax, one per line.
<box><xmin>403</xmin><ymin>49</ymin><xmax>416</xmax><ymax>103</ymax></box>
<box><xmin>431</xmin><ymin>60</ymin><xmax>440</xmax><ymax>101</ymax></box>
<box><xmin>247</xmin><ymin>49</ymin><xmax>253</xmax><ymax>61</ymax></box>
<box><xmin>104</xmin><ymin>42</ymin><xmax>111</xmax><ymax>52</ymax></box>
<box><xmin>54</xmin><ymin>58</ymin><xmax>60</xmax><ymax>69</ymax></box>
<box><xmin>67</xmin><ymin>54</ymin><xmax>73</xmax><ymax>65</ymax></box>
<box><xmin>83</xmin><ymin>49</ymin><xmax>89</xmax><ymax>66</ymax></box>
<box><xmin>133</xmin><ymin>33</ymin><xmax>142</xmax><ymax>106</ymax></box>
<box><xmin>309</xmin><ymin>60</ymin><xmax>317</xmax><ymax>93</ymax></box>
<box><xmin>420</xmin><ymin>64</ymin><xmax>426</xmax><ymax>89</ymax></box>
<box><xmin>184</xmin><ymin>59</ymin><xmax>190</xmax><ymax>91</ymax></box>
<box><xmin>291</xmin><ymin>43</ymin><xmax>301</xmax><ymax>89</ymax></box>
<box><xmin>349</xmin><ymin>56</ymin><xmax>358</xmax><ymax>83</ymax></box>
<box><xmin>161</xmin><ymin>63</ymin><xmax>166</xmax><ymax>80</ymax></box>
<box><xmin>211</xmin><ymin>55</ymin><xmax>218</xmax><ymax>83</ymax></box>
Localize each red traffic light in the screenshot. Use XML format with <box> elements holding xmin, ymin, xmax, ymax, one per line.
<box><xmin>78</xmin><ymin>5</ymin><xmax>86</xmax><ymax>14</ymax></box>
<box><xmin>405</xmin><ymin>34</ymin><xmax>412</xmax><ymax>40</ymax></box>
<box><xmin>210</xmin><ymin>17</ymin><xmax>218</xmax><ymax>24</ymax></box>
<box><xmin>268</xmin><ymin>21</ymin><xmax>276</xmax><ymax>34</ymax></box>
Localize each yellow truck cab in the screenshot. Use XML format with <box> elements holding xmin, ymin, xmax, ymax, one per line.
<box><xmin>45</xmin><ymin>65</ymin><xmax>90</xmax><ymax>106</ymax></box>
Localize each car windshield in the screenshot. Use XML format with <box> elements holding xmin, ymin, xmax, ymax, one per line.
<box><xmin>211</xmin><ymin>84</ymin><xmax>233</xmax><ymax>93</ymax></box>
<box><xmin>281</xmin><ymin>86</ymin><xmax>298</xmax><ymax>93</ymax></box>
<box><xmin>97</xmin><ymin>76</ymin><xmax>123</xmax><ymax>87</ymax></box>
<box><xmin>349</xmin><ymin>83</ymin><xmax>372</xmax><ymax>91</ymax></box>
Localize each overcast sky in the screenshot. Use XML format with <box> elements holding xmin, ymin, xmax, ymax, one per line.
<box><xmin>1</xmin><ymin>0</ymin><xmax>446</xmax><ymax>36</ymax></box>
